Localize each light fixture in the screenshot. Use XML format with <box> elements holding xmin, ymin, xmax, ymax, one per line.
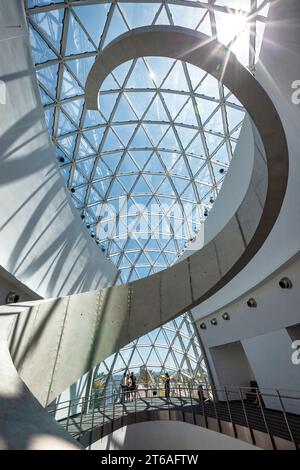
<box><xmin>70</xmin><ymin>187</ymin><xmax>75</xmax><ymax>193</ymax></box>
<box><xmin>219</xmin><ymin>168</ymin><xmax>225</xmax><ymax>174</ymax></box>
<box><xmin>6</xmin><ymin>291</ymin><xmax>20</xmax><ymax>304</ymax></box>
<box><xmin>80</xmin><ymin>213</ymin><xmax>85</xmax><ymax>220</ymax></box>
<box><xmin>86</xmin><ymin>224</ymin><xmax>90</xmax><ymax>229</ymax></box>
<box><xmin>91</xmin><ymin>232</ymin><xmax>95</xmax><ymax>238</ymax></box>
<box><xmin>210</xmin><ymin>197</ymin><xmax>214</xmax><ymax>204</ymax></box>
<box><xmin>247</xmin><ymin>298</ymin><xmax>257</xmax><ymax>308</ymax></box>
<box><xmin>222</xmin><ymin>312</ymin><xmax>230</xmax><ymax>320</ymax></box>
<box><xmin>200</xmin><ymin>322</ymin><xmax>206</xmax><ymax>330</ymax></box>
<box><xmin>204</xmin><ymin>209</ymin><xmax>209</xmax><ymax>217</ymax></box>
<box><xmin>279</xmin><ymin>277</ymin><xmax>292</xmax><ymax>289</ymax></box>
<box><xmin>210</xmin><ymin>318</ymin><xmax>218</xmax><ymax>326</ymax></box>
<box><xmin>59</xmin><ymin>156</ymin><xmax>64</xmax><ymax>163</ymax></box>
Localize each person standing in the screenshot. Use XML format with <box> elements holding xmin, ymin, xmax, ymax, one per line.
<box><xmin>120</xmin><ymin>372</ymin><xmax>127</xmax><ymax>403</ymax></box>
<box><xmin>163</xmin><ymin>372</ymin><xmax>170</xmax><ymax>401</ymax></box>
<box><xmin>126</xmin><ymin>373</ymin><xmax>132</xmax><ymax>402</ymax></box>
<box><xmin>130</xmin><ymin>372</ymin><xmax>137</xmax><ymax>400</ymax></box>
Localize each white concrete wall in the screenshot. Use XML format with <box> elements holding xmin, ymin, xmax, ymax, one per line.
<box><xmin>191</xmin><ymin>0</ymin><xmax>300</xmax><ymax>318</ymax></box>
<box><xmin>0</xmin><ymin>1</ymin><xmax>118</xmax><ymax>299</ymax></box>
<box><xmin>196</xmin><ymin>255</ymin><xmax>300</xmax><ymax>412</ymax></box>
<box><xmin>90</xmin><ymin>420</ymin><xmax>259</xmax><ymax>450</ymax></box>
<box><xmin>242</xmin><ymin>330</ymin><xmax>300</xmax><ymax>414</ymax></box>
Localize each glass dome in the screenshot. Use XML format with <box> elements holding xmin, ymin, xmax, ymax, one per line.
<box><xmin>25</xmin><ymin>0</ymin><xmax>270</xmax><ymax>392</ymax></box>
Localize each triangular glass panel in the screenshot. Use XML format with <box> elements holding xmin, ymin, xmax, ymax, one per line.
<box><xmin>73</xmin><ymin>4</ymin><xmax>109</xmax><ymax>46</ymax></box>
<box><xmin>130</xmin><ymin>126</ymin><xmax>153</xmax><ymax>148</ymax></box>
<box><xmin>205</xmin><ymin>107</ymin><xmax>224</xmax><ymax>133</ymax></box>
<box><xmin>66</xmin><ymin>11</ymin><xmax>95</xmax><ymax>55</ymax></box>
<box><xmin>102</xmin><ymin>152</ymin><xmax>122</xmax><ymax>173</ymax></box>
<box><xmin>60</xmin><ymin>67</ymin><xmax>83</xmax><ymax>99</ymax></box>
<box><xmin>195</xmin><ymin>97</ymin><xmax>218</xmax><ymax>124</ymax></box>
<box><xmin>196</xmin><ymin>164</ymin><xmax>212</xmax><ymax>185</ymax></box>
<box><xmin>186</xmin><ymin>63</ymin><xmax>206</xmax><ymax>91</ymax></box>
<box><xmin>46</xmin><ymin>86</ymin><xmax>65</xmax><ymax>122</ymax></box>
<box><xmin>44</xmin><ymin>108</ymin><xmax>54</xmax><ymax>134</ymax></box>
<box><xmin>62</xmin><ymin>98</ymin><xmax>84</xmax><ymax>126</ymax></box>
<box><xmin>108</xmin><ymin>179</ymin><xmax>125</xmax><ymax>198</ymax></box>
<box><xmin>112</xmin><ymin>60</ymin><xmax>133</xmax><ymax>87</ymax></box>
<box><xmin>157</xmin><ymin>178</ymin><xmax>175</xmax><ymax>196</ymax></box>
<box><xmin>72</xmin><ymin>168</ymin><xmax>86</xmax><ymax>186</ymax></box>
<box><xmin>175</xmin><ymin>126</ymin><xmax>198</xmax><ymax>149</ymax></box>
<box><xmin>77</xmin><ymin>136</ymin><xmax>96</xmax><ymax>159</ymax></box>
<box><xmin>186</xmin><ymin>156</ymin><xmax>203</xmax><ymax>176</ymax></box>
<box><xmin>143</xmin><ymin>123</ymin><xmax>169</xmax><ymax>146</ymax></box>
<box><xmin>159</xmin><ymin>151</ymin><xmax>179</xmax><ymax>171</ymax></box>
<box><xmin>144</xmin><ymin>56</ymin><xmax>175</xmax><ymax>88</ymax></box>
<box><xmin>146</xmin><ymin>348</ymin><xmax>162</xmax><ymax>367</ymax></box>
<box><xmin>130</xmin><ymin>150</ymin><xmax>153</xmax><ymax>170</ymax></box>
<box><xmin>186</xmin><ymin>133</ymin><xmax>205</xmax><ymax>156</ymax></box>
<box><xmin>113</xmin><ymin>95</ymin><xmax>137</xmax><ymax>121</ymax></box>
<box><xmin>36</xmin><ymin>64</ymin><xmax>58</xmax><ymax>96</ymax></box>
<box><xmin>118</xmin><ymin>153</ymin><xmax>139</xmax><ymax>174</ymax></box>
<box><xmin>98</xmin><ymin>92</ymin><xmax>118</xmax><ymax>120</ymax></box>
<box><xmin>170</xmin><ymin>4</ymin><xmax>203</xmax><ymax>28</ymax></box>
<box><xmin>102</xmin><ymin>129</ymin><xmax>123</xmax><ymax>151</ymax></box>
<box><xmin>197</xmin><ymin>74</ymin><xmax>220</xmax><ymax>98</ymax></box>
<box><xmin>171</xmin><ymin>157</ymin><xmax>190</xmax><ymax>178</ymax></box>
<box><xmin>56</xmin><ymin>110</ymin><xmax>77</xmax><ymax>136</ymax></box>
<box><xmin>131</xmin><ymin>175</ymin><xmax>151</xmax><ymax>194</ymax></box>
<box><xmin>84</xmin><ymin>127</ymin><xmax>105</xmax><ymax>150</ymax></box>
<box><xmin>175</xmin><ymin>99</ymin><xmax>198</xmax><ymax>126</ymax></box>
<box><xmin>101</xmin><ymin>73</ymin><xmax>119</xmax><ymax>91</ymax></box>
<box><xmin>126</xmin><ymin>58</ymin><xmax>156</xmax><ymax>89</ymax></box>
<box><xmin>197</xmin><ymin>11</ymin><xmax>212</xmax><ymax>36</ymax></box>
<box><xmin>95</xmin><ymin>178</ymin><xmax>111</xmax><ymax>198</ymax></box>
<box><xmin>29</xmin><ymin>25</ymin><xmax>57</xmax><ymax>64</ymax></box>
<box><xmin>84</xmin><ymin>109</ymin><xmax>105</xmax><ymax>128</ymax></box>
<box><xmin>172</xmin><ymin>177</ymin><xmax>189</xmax><ymax>195</ymax></box>
<box><xmin>144</xmin><ymin>153</ymin><xmax>165</xmax><ymax>174</ymax></box>
<box><xmin>120</xmin><ymin>3</ymin><xmax>158</xmax><ymax>28</ymax></box>
<box><xmin>154</xmin><ymin>5</ymin><xmax>170</xmax><ymax>25</ymax></box>
<box><xmin>119</xmin><ymin>174</ymin><xmax>137</xmax><ymax>192</ymax></box>
<box><xmin>162</xmin><ymin>61</ymin><xmax>189</xmax><ymax>92</ymax></box>
<box><xmin>226</xmin><ymin>105</ymin><xmax>245</xmax><ymax>132</ymax></box>
<box><xmin>212</xmin><ymin>144</ymin><xmax>229</xmax><ymax>165</ymax></box>
<box><xmin>145</xmin><ymin>174</ymin><xmax>165</xmax><ymax>192</ymax></box>
<box><xmin>76</xmin><ymin>159</ymin><xmax>94</xmax><ymax>179</ymax></box>
<box><xmin>31</xmin><ymin>9</ymin><xmax>64</xmax><ymax>52</ymax></box>
<box><xmin>204</xmin><ymin>132</ymin><xmax>224</xmax><ymax>153</ymax></box>
<box><xmin>57</xmin><ymin>134</ymin><xmax>76</xmax><ymax>157</ymax></box>
<box><xmin>161</xmin><ymin>92</ymin><xmax>188</xmax><ymax>120</ymax></box>
<box><xmin>125</xmin><ymin>91</ymin><xmax>154</xmax><ymax>119</ymax></box>
<box><xmin>144</xmin><ymin>95</ymin><xmax>168</xmax><ymax>121</ymax></box>
<box><xmin>94</xmin><ymin>160</ymin><xmax>111</xmax><ymax>179</ymax></box>
<box><xmin>103</xmin><ymin>7</ymin><xmax>129</xmax><ymax>47</ymax></box>
<box><xmin>113</xmin><ymin>124</ymin><xmax>136</xmax><ymax>148</ymax></box>
<box><xmin>68</xmin><ymin>56</ymin><xmax>95</xmax><ymax>87</ymax></box>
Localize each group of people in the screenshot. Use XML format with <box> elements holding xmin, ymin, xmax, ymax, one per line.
<box><xmin>120</xmin><ymin>372</ymin><xmax>137</xmax><ymax>402</ymax></box>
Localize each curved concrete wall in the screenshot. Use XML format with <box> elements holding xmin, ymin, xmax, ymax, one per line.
<box><xmin>0</xmin><ymin>1</ymin><xmax>118</xmax><ymax>299</ymax></box>
<box><xmin>90</xmin><ymin>420</ymin><xmax>259</xmax><ymax>450</ymax></box>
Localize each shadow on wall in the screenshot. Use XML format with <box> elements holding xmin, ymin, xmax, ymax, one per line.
<box><xmin>0</xmin><ymin>104</ymin><xmax>110</xmax><ymax>297</ymax></box>
<box><xmin>0</xmin><ymin>381</ymin><xmax>80</xmax><ymax>450</ymax></box>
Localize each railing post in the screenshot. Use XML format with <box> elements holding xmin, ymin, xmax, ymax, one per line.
<box><xmin>78</xmin><ymin>397</ymin><xmax>85</xmax><ymax>443</ymax></box>
<box><xmin>101</xmin><ymin>394</ymin><xmax>106</xmax><ymax>440</ymax></box>
<box><xmin>89</xmin><ymin>396</ymin><xmax>95</xmax><ymax>450</ymax></box>
<box><xmin>199</xmin><ymin>384</ymin><xmax>208</xmax><ymax>429</ymax></box>
<box><xmin>276</xmin><ymin>390</ymin><xmax>298</xmax><ymax>450</ymax></box>
<box><xmin>256</xmin><ymin>389</ymin><xmax>277</xmax><ymax>450</ymax></box>
<box><xmin>112</xmin><ymin>390</ymin><xmax>116</xmax><ymax>434</ymax></box>
<box><xmin>189</xmin><ymin>384</ymin><xmax>196</xmax><ymax>425</ymax></box>
<box><xmin>66</xmin><ymin>399</ymin><xmax>72</xmax><ymax>433</ymax></box>
<box><xmin>211</xmin><ymin>385</ymin><xmax>222</xmax><ymax>433</ymax></box>
<box><xmin>224</xmin><ymin>387</ymin><xmax>237</xmax><ymax>438</ymax></box>
<box><xmin>238</xmin><ymin>387</ymin><xmax>256</xmax><ymax>446</ymax></box>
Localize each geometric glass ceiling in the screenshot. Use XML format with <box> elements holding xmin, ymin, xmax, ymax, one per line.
<box><xmin>26</xmin><ymin>0</ymin><xmax>270</xmax><ymax>399</ymax></box>
<box><xmin>26</xmin><ymin>0</ymin><xmax>270</xmax><ymax>284</ymax></box>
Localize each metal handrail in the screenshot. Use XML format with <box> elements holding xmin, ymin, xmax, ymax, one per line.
<box><xmin>47</xmin><ymin>384</ymin><xmax>300</xmax><ymax>451</ymax></box>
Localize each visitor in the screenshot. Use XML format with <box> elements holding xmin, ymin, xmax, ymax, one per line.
<box><xmin>120</xmin><ymin>372</ymin><xmax>127</xmax><ymax>403</ymax></box>
<box><xmin>126</xmin><ymin>372</ymin><xmax>132</xmax><ymax>402</ymax></box>
<box><xmin>130</xmin><ymin>372</ymin><xmax>137</xmax><ymax>400</ymax></box>
<box><xmin>163</xmin><ymin>372</ymin><xmax>170</xmax><ymax>401</ymax></box>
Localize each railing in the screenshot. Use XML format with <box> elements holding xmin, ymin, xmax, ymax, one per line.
<box><xmin>47</xmin><ymin>383</ymin><xmax>300</xmax><ymax>450</ymax></box>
